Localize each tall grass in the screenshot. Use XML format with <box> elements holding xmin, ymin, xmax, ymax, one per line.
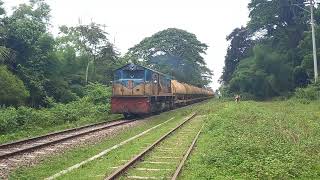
<box><xmin>294</xmin><ymin>82</ymin><xmax>320</xmax><ymax>102</ymax></box>
<box><xmin>181</xmin><ymin>100</ymin><xmax>320</xmax><ymax>179</ymax></box>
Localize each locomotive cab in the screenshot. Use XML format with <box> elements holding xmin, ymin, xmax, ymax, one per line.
<box><xmin>111</xmin><ymin>63</ymin><xmax>173</xmax><ymax>117</ymax></box>
<box><xmin>113</xmin><ymin>64</ymin><xmax>146</xmax><ymax>96</ymax></box>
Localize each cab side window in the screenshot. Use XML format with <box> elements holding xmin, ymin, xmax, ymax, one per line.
<box><xmin>145</xmin><ymin>70</ymin><xmax>152</xmax><ymax>81</ymax></box>
<box><xmin>114</xmin><ymin>70</ymin><xmax>121</xmax><ymax>81</ymax></box>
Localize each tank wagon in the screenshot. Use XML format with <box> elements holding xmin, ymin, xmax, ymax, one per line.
<box><xmin>111</xmin><ymin>63</ymin><xmax>214</xmax><ymax>117</ymax></box>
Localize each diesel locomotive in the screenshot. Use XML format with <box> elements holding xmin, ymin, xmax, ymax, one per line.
<box><xmin>111</xmin><ymin>63</ymin><xmax>214</xmax><ymax>117</ymax></box>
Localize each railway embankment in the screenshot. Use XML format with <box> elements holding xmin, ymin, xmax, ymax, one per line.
<box><xmin>5</xmin><ymin>99</ymin><xmax>320</xmax><ymax>179</ymax></box>
<box><xmin>0</xmin><ymin>83</ymin><xmax>120</xmax><ymax>145</ymax></box>
<box><xmin>180</xmin><ymin>100</ymin><xmax>320</xmax><ymax>179</ymax></box>
<box><xmin>7</xmin><ymin>100</ymin><xmax>221</xmax><ymax>179</ymax></box>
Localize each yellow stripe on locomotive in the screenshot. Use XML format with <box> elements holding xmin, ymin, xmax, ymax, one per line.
<box><xmin>111</xmin><ymin>63</ymin><xmax>214</xmax><ymax>117</ymax></box>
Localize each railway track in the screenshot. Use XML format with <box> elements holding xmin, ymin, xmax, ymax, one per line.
<box><xmin>105</xmin><ymin>113</ymin><xmax>203</xmax><ymax>180</ymax></box>
<box><xmin>0</xmin><ymin>119</ymin><xmax>133</xmax><ymax>160</ymax></box>
<box><xmin>0</xmin><ymin>100</ymin><xmax>208</xmax><ymax>162</ymax></box>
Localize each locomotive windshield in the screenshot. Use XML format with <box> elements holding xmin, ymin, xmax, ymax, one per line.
<box><xmin>122</xmin><ymin>70</ymin><xmax>145</xmax><ymax>79</ymax></box>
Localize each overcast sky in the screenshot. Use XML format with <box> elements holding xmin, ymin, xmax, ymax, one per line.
<box><xmin>3</xmin><ymin>0</ymin><xmax>250</xmax><ymax>89</ymax></box>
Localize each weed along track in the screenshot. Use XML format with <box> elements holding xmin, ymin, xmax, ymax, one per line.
<box><xmin>0</xmin><ymin>119</ymin><xmax>138</xmax><ymax>178</ymax></box>
<box><xmin>38</xmin><ymin>113</ymin><xmax>201</xmax><ymax>180</ymax></box>
<box><xmin>0</xmin><ymin>120</ymin><xmax>132</xmax><ymax>160</ymax></box>
<box><xmin>6</xmin><ymin>111</ymin><xmax>204</xmax><ymax>179</ymax></box>
<box><xmin>105</xmin><ymin>114</ymin><xmax>203</xmax><ymax>180</ymax></box>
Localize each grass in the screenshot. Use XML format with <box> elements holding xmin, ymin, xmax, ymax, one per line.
<box><xmin>180</xmin><ymin>100</ymin><xmax>320</xmax><ymax>179</ymax></box>
<box><xmin>121</xmin><ymin>116</ymin><xmax>204</xmax><ymax>179</ymax></box>
<box><xmin>0</xmin><ymin>114</ymin><xmax>122</xmax><ymax>145</ymax></box>
<box><xmin>12</xmin><ymin>99</ymin><xmax>319</xmax><ymax>179</ymax></box>
<box><xmin>10</xmin><ymin>102</ymin><xmax>210</xmax><ymax>179</ymax></box>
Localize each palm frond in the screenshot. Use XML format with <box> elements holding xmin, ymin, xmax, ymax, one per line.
<box><xmin>0</xmin><ymin>46</ymin><xmax>10</xmax><ymax>62</ymax></box>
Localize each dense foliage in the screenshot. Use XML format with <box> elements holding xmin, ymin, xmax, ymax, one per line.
<box><xmin>126</xmin><ymin>28</ymin><xmax>212</xmax><ymax>87</ymax></box>
<box><xmin>0</xmin><ymin>65</ymin><xmax>29</xmax><ymax>105</ymax></box>
<box><xmin>0</xmin><ymin>0</ymin><xmax>212</xmax><ymax>107</ymax></box>
<box><xmin>221</xmin><ymin>0</ymin><xmax>320</xmax><ymax>99</ymax></box>
<box><xmin>0</xmin><ymin>0</ymin><xmax>214</xmax><ymax>139</ymax></box>
<box><xmin>0</xmin><ymin>0</ymin><xmax>122</xmax><ymax>107</ymax></box>
<box><xmin>0</xmin><ymin>83</ymin><xmax>111</xmax><ymax>135</ymax></box>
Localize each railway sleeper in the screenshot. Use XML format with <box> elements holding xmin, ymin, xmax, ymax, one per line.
<box><xmin>107</xmin><ymin>115</ymin><xmax>203</xmax><ymax>180</ymax></box>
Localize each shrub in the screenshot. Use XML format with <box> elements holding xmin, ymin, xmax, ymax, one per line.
<box><xmin>294</xmin><ymin>82</ymin><xmax>320</xmax><ymax>101</ymax></box>
<box><xmin>0</xmin><ymin>83</ymin><xmax>112</xmax><ymax>135</ymax></box>
<box><xmin>0</xmin><ymin>66</ymin><xmax>29</xmax><ymax>106</ymax></box>
<box><xmin>84</xmin><ymin>83</ymin><xmax>112</xmax><ymax>104</ymax></box>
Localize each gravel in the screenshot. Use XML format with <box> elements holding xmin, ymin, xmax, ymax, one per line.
<box><xmin>0</xmin><ymin>119</ymin><xmax>148</xmax><ymax>179</ymax></box>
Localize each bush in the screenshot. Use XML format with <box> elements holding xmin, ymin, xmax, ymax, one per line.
<box><xmin>85</xmin><ymin>83</ymin><xmax>112</xmax><ymax>105</ymax></box>
<box><xmin>0</xmin><ymin>83</ymin><xmax>112</xmax><ymax>135</ymax></box>
<box><xmin>44</xmin><ymin>79</ymin><xmax>79</xmax><ymax>103</ymax></box>
<box><xmin>294</xmin><ymin>82</ymin><xmax>320</xmax><ymax>101</ymax></box>
<box><xmin>0</xmin><ymin>66</ymin><xmax>29</xmax><ymax>106</ymax></box>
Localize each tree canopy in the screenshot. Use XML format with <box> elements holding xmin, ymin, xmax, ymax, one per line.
<box><xmin>58</xmin><ymin>23</ymin><xmax>119</xmax><ymax>84</ymax></box>
<box><xmin>127</xmin><ymin>28</ymin><xmax>212</xmax><ymax>87</ymax></box>
<box><xmin>0</xmin><ymin>0</ymin><xmax>212</xmax><ymax>107</ymax></box>
<box><xmin>0</xmin><ymin>0</ymin><xmax>123</xmax><ymax>107</ymax></box>
<box><xmin>221</xmin><ymin>0</ymin><xmax>319</xmax><ymax>99</ymax></box>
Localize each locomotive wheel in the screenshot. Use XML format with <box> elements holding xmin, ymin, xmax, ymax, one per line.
<box><xmin>123</xmin><ymin>113</ymin><xmax>134</xmax><ymax>119</ymax></box>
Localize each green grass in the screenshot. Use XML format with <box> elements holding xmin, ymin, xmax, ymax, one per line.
<box><xmin>0</xmin><ymin>114</ymin><xmax>121</xmax><ymax>145</ymax></box>
<box><xmin>14</xmin><ymin>99</ymin><xmax>319</xmax><ymax>179</ymax></box>
<box><xmin>180</xmin><ymin>100</ymin><xmax>320</xmax><ymax>179</ymax></box>
<box><xmin>10</xmin><ymin>102</ymin><xmax>209</xmax><ymax>179</ymax></box>
<box><xmin>121</xmin><ymin>116</ymin><xmax>204</xmax><ymax>179</ymax></box>
<box><xmin>12</xmin><ymin>99</ymin><xmax>320</xmax><ymax>179</ymax></box>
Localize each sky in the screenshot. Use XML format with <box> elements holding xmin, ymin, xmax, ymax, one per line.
<box><xmin>3</xmin><ymin>0</ymin><xmax>250</xmax><ymax>90</ymax></box>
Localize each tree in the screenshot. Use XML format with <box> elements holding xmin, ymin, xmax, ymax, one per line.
<box><xmin>229</xmin><ymin>45</ymin><xmax>293</xmax><ymax>99</ymax></box>
<box><xmin>221</xmin><ymin>0</ymin><xmax>315</xmax><ymax>99</ymax></box>
<box><xmin>127</xmin><ymin>28</ymin><xmax>212</xmax><ymax>87</ymax></box>
<box><xmin>248</xmin><ymin>0</ymin><xmax>307</xmax><ymax>42</ymax></box>
<box><xmin>1</xmin><ymin>0</ymin><xmax>54</xmax><ymax>106</ymax></box>
<box><xmin>58</xmin><ymin>23</ymin><xmax>118</xmax><ymax>84</ymax></box>
<box><xmin>298</xmin><ymin>26</ymin><xmax>320</xmax><ymax>82</ymax></box>
<box><xmin>0</xmin><ymin>0</ymin><xmax>4</xmax><ymax>15</ymax></box>
<box><xmin>0</xmin><ymin>0</ymin><xmax>122</xmax><ymax>107</ymax></box>
<box><xmin>0</xmin><ymin>0</ymin><xmax>9</xmax><ymax>61</ymax></box>
<box><xmin>221</xmin><ymin>27</ymin><xmax>254</xmax><ymax>83</ymax></box>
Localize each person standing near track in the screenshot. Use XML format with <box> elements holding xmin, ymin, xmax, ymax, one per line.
<box><xmin>235</xmin><ymin>94</ymin><xmax>240</xmax><ymax>103</ymax></box>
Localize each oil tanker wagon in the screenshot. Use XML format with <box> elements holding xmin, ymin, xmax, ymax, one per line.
<box><xmin>111</xmin><ymin>63</ymin><xmax>214</xmax><ymax>118</ymax></box>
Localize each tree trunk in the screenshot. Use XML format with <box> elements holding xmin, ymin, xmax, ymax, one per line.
<box><xmin>85</xmin><ymin>60</ymin><xmax>91</xmax><ymax>84</ymax></box>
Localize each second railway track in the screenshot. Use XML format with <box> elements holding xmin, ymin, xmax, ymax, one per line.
<box><xmin>0</xmin><ymin>101</ymin><xmax>207</xmax><ymax>161</ymax></box>
<box><xmin>0</xmin><ymin>119</ymin><xmax>133</xmax><ymax>160</ymax></box>
<box><xmin>105</xmin><ymin>113</ymin><xmax>203</xmax><ymax>180</ymax></box>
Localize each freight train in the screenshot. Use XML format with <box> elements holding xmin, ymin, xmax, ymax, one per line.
<box><xmin>111</xmin><ymin>63</ymin><xmax>214</xmax><ymax>118</ymax></box>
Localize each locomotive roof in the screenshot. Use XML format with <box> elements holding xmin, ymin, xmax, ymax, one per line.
<box><xmin>115</xmin><ymin>63</ymin><xmax>172</xmax><ymax>79</ymax></box>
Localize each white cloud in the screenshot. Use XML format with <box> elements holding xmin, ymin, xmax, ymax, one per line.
<box><xmin>3</xmin><ymin>0</ymin><xmax>250</xmax><ymax>89</ymax></box>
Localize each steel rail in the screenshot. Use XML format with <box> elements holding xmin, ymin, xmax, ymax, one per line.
<box><xmin>105</xmin><ymin>113</ymin><xmax>197</xmax><ymax>180</ymax></box>
<box><xmin>0</xmin><ymin>118</ymin><xmax>125</xmax><ymax>149</ymax></box>
<box><xmin>0</xmin><ymin>120</ymin><xmax>132</xmax><ymax>159</ymax></box>
<box><xmin>171</xmin><ymin>125</ymin><xmax>203</xmax><ymax>180</ymax></box>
